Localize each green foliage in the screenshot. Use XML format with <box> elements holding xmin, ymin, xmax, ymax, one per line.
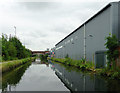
<box><xmin>65</xmin><ymin>54</ymin><xmax>69</xmax><ymax>58</ymax></box>
<box><xmin>52</xmin><ymin>57</ymin><xmax>120</xmax><ymax>79</ymax></box>
<box><xmin>40</xmin><ymin>54</ymin><xmax>48</xmax><ymax>62</ymax></box>
<box><xmin>105</xmin><ymin>34</ymin><xmax>119</xmax><ymax>69</ymax></box>
<box><xmin>7</xmin><ymin>42</ymin><xmax>17</xmax><ymax>60</ymax></box>
<box><xmin>2</xmin><ymin>34</ymin><xmax>32</xmax><ymax>61</ymax></box>
<box><xmin>0</xmin><ymin>37</ymin><xmax>2</xmax><ymax>55</ymax></box>
<box><xmin>2</xmin><ymin>61</ymin><xmax>32</xmax><ymax>91</ymax></box>
<box><xmin>0</xmin><ymin>57</ymin><xmax>35</xmax><ymax>73</ymax></box>
<box><xmin>2</xmin><ymin>34</ymin><xmax>9</xmax><ymax>60</ymax></box>
<box><xmin>99</xmin><ymin>67</ymin><xmax>120</xmax><ymax>79</ymax></box>
<box><xmin>51</xmin><ymin>57</ymin><xmax>95</xmax><ymax>71</ymax></box>
<box><xmin>111</xmin><ymin>71</ymin><xmax>120</xmax><ymax>79</ymax></box>
<box><xmin>9</xmin><ymin>36</ymin><xmax>31</xmax><ymax>59</ymax></box>
<box><xmin>40</xmin><ymin>55</ymin><xmax>44</xmax><ymax>61</ymax></box>
<box><xmin>81</xmin><ymin>58</ymin><xmax>86</xmax><ymax>64</ymax></box>
<box><xmin>0</xmin><ymin>55</ymin><xmax>2</xmax><ymax>62</ymax></box>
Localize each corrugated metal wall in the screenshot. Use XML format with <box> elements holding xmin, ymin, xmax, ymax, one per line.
<box><xmin>118</xmin><ymin>2</ymin><xmax>120</xmax><ymax>41</ymax></box>
<box><xmin>85</xmin><ymin>6</ymin><xmax>111</xmax><ymax>62</ymax></box>
<box><xmin>55</xmin><ymin>2</ymin><xmax>120</xmax><ymax>63</ymax></box>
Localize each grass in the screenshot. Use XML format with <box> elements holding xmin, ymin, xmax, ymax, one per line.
<box><xmin>51</xmin><ymin>57</ymin><xmax>95</xmax><ymax>71</ymax></box>
<box><xmin>51</xmin><ymin>57</ymin><xmax>120</xmax><ymax>79</ymax></box>
<box><xmin>96</xmin><ymin>67</ymin><xmax>120</xmax><ymax>79</ymax></box>
<box><xmin>0</xmin><ymin>57</ymin><xmax>35</xmax><ymax>73</ymax></box>
<box><xmin>0</xmin><ymin>55</ymin><xmax>2</xmax><ymax>62</ymax></box>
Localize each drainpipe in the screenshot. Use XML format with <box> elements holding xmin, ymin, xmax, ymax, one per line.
<box><xmin>84</xmin><ymin>24</ymin><xmax>86</xmax><ymax>60</ymax></box>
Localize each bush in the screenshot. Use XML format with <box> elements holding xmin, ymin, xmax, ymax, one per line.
<box><xmin>105</xmin><ymin>34</ymin><xmax>119</xmax><ymax>69</ymax></box>
<box><xmin>2</xmin><ymin>34</ymin><xmax>32</xmax><ymax>61</ymax></box>
<box><xmin>40</xmin><ymin>54</ymin><xmax>48</xmax><ymax>62</ymax></box>
<box><xmin>51</xmin><ymin>57</ymin><xmax>95</xmax><ymax>71</ymax></box>
<box><xmin>111</xmin><ymin>72</ymin><xmax>120</xmax><ymax>79</ymax></box>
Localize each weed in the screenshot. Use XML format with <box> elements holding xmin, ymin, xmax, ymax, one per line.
<box><xmin>51</xmin><ymin>57</ymin><xmax>95</xmax><ymax>71</ymax></box>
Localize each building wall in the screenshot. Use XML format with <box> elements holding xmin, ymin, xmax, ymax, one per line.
<box><xmin>66</xmin><ymin>26</ymin><xmax>84</xmax><ymax>60</ymax></box>
<box><xmin>55</xmin><ymin>26</ymin><xmax>84</xmax><ymax>60</ymax></box>
<box><xmin>55</xmin><ymin>2</ymin><xmax>120</xmax><ymax>62</ymax></box>
<box><xmin>111</xmin><ymin>2</ymin><xmax>120</xmax><ymax>40</ymax></box>
<box><xmin>85</xmin><ymin>6</ymin><xmax>111</xmax><ymax>61</ymax></box>
<box><xmin>119</xmin><ymin>2</ymin><xmax>120</xmax><ymax>41</ymax></box>
<box><xmin>55</xmin><ymin>41</ymin><xmax>63</xmax><ymax>58</ymax></box>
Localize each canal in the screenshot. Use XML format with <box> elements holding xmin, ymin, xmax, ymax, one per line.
<box><xmin>1</xmin><ymin>59</ymin><xmax>120</xmax><ymax>92</ymax></box>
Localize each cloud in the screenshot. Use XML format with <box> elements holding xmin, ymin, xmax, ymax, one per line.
<box><xmin>0</xmin><ymin>0</ymin><xmax>118</xmax><ymax>50</ymax></box>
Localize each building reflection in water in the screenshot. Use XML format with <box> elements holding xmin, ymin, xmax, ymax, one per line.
<box><xmin>50</xmin><ymin>63</ymin><xmax>109</xmax><ymax>91</ymax></box>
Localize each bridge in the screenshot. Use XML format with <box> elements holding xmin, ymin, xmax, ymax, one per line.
<box><xmin>31</xmin><ymin>51</ymin><xmax>50</xmax><ymax>56</ymax></box>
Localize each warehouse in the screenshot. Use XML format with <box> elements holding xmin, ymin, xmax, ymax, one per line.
<box><xmin>55</xmin><ymin>2</ymin><xmax>120</xmax><ymax>67</ymax></box>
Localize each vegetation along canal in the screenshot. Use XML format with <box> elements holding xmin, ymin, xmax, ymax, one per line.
<box><xmin>2</xmin><ymin>59</ymin><xmax>120</xmax><ymax>92</ymax></box>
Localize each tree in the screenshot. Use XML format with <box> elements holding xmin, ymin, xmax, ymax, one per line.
<box><xmin>105</xmin><ymin>34</ymin><xmax>119</xmax><ymax>70</ymax></box>
<box><xmin>2</xmin><ymin>34</ymin><xmax>32</xmax><ymax>61</ymax></box>
<box><xmin>2</xmin><ymin>34</ymin><xmax>9</xmax><ymax>60</ymax></box>
<box><xmin>40</xmin><ymin>54</ymin><xmax>48</xmax><ymax>62</ymax></box>
<box><xmin>9</xmin><ymin>36</ymin><xmax>31</xmax><ymax>59</ymax></box>
<box><xmin>9</xmin><ymin>37</ymin><xmax>23</xmax><ymax>59</ymax></box>
<box><xmin>7</xmin><ymin>41</ymin><xmax>17</xmax><ymax>60</ymax></box>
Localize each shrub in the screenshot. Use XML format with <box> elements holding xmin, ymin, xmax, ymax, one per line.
<box><xmin>40</xmin><ymin>54</ymin><xmax>48</xmax><ymax>62</ymax></box>
<box><xmin>111</xmin><ymin>72</ymin><xmax>120</xmax><ymax>79</ymax></box>
<box><xmin>65</xmin><ymin>54</ymin><xmax>69</xmax><ymax>58</ymax></box>
<box><xmin>105</xmin><ymin>34</ymin><xmax>119</xmax><ymax>70</ymax></box>
<box><xmin>51</xmin><ymin>57</ymin><xmax>95</xmax><ymax>71</ymax></box>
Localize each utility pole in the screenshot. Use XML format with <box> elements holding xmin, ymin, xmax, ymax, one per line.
<box><xmin>14</xmin><ymin>26</ymin><xmax>16</xmax><ymax>37</ymax></box>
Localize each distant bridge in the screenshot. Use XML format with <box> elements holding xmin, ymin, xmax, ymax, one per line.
<box><xmin>31</xmin><ymin>51</ymin><xmax>50</xmax><ymax>56</ymax></box>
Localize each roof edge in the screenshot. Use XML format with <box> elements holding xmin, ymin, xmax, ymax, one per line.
<box><xmin>55</xmin><ymin>2</ymin><xmax>112</xmax><ymax>46</ymax></box>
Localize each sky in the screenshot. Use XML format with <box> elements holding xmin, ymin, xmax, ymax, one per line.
<box><xmin>0</xmin><ymin>0</ymin><xmax>119</xmax><ymax>51</ymax></box>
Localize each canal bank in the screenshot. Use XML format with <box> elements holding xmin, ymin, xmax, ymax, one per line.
<box><xmin>51</xmin><ymin>57</ymin><xmax>120</xmax><ymax>80</ymax></box>
<box><xmin>0</xmin><ymin>57</ymin><xmax>36</xmax><ymax>73</ymax></box>
<box><xmin>2</xmin><ymin>59</ymin><xmax>69</xmax><ymax>91</ymax></box>
<box><xmin>1</xmin><ymin>59</ymin><xmax>120</xmax><ymax>92</ymax></box>
<box><xmin>52</xmin><ymin>61</ymin><xmax>120</xmax><ymax>92</ymax></box>
<box><xmin>2</xmin><ymin>62</ymin><xmax>32</xmax><ymax>91</ymax></box>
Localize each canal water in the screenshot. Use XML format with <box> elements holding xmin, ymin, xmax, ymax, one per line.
<box><xmin>2</xmin><ymin>59</ymin><xmax>120</xmax><ymax>92</ymax></box>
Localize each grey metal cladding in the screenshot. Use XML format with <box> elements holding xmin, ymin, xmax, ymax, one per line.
<box><xmin>111</xmin><ymin>2</ymin><xmax>119</xmax><ymax>39</ymax></box>
<box><xmin>118</xmin><ymin>2</ymin><xmax>120</xmax><ymax>41</ymax></box>
<box><xmin>55</xmin><ymin>26</ymin><xmax>84</xmax><ymax>60</ymax></box>
<box><xmin>55</xmin><ymin>3</ymin><xmax>111</xmax><ymax>47</ymax></box>
<box><xmin>85</xmin><ymin>6</ymin><xmax>111</xmax><ymax>61</ymax></box>
<box><xmin>55</xmin><ymin>2</ymin><xmax>120</xmax><ymax>62</ymax></box>
<box><xmin>69</xmin><ymin>26</ymin><xmax>84</xmax><ymax>60</ymax></box>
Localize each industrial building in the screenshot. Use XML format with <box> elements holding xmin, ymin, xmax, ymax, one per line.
<box><xmin>55</xmin><ymin>2</ymin><xmax>120</xmax><ymax>67</ymax></box>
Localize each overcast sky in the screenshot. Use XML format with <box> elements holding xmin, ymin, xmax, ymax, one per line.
<box><xmin>0</xmin><ymin>0</ymin><xmax>119</xmax><ymax>51</ymax></box>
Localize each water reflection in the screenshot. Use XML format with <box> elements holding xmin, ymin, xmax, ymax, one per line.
<box><xmin>2</xmin><ymin>59</ymin><xmax>120</xmax><ymax>92</ymax></box>
<box><xmin>33</xmin><ymin>58</ymin><xmax>49</xmax><ymax>67</ymax></box>
<box><xmin>2</xmin><ymin>62</ymin><xmax>31</xmax><ymax>91</ymax></box>
<box><xmin>2</xmin><ymin>59</ymin><xmax>50</xmax><ymax>91</ymax></box>
<box><xmin>2</xmin><ymin>59</ymin><xmax>69</xmax><ymax>91</ymax></box>
<box><xmin>51</xmin><ymin>61</ymin><xmax>120</xmax><ymax>92</ymax></box>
